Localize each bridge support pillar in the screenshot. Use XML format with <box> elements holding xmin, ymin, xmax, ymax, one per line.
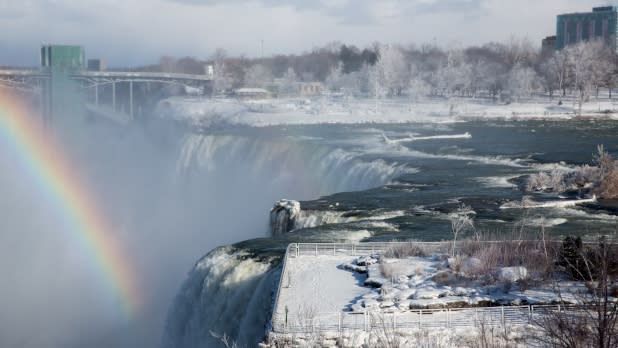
<box><xmin>94</xmin><ymin>84</ymin><xmax>99</xmax><ymax>106</ymax></box>
<box><xmin>129</xmin><ymin>80</ymin><xmax>133</xmax><ymax>119</ymax></box>
<box><xmin>112</xmin><ymin>81</ymin><xmax>116</xmax><ymax>111</ymax></box>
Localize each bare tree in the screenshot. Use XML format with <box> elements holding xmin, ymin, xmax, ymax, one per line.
<box><xmin>450</xmin><ymin>203</ymin><xmax>475</xmax><ymax>257</ymax></box>
<box><xmin>209</xmin><ymin>331</ymin><xmax>239</xmax><ymax>348</ymax></box>
<box><xmin>534</xmin><ymin>236</ymin><xmax>618</xmax><ymax>348</ymax></box>
<box><xmin>369</xmin><ymin>312</ymin><xmax>402</xmax><ymax>348</ymax></box>
<box><xmin>501</xmin><ymin>37</ymin><xmax>538</xmax><ymax>70</ymax></box>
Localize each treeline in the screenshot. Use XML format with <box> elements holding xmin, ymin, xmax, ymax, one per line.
<box><xmin>140</xmin><ymin>38</ymin><xmax>618</xmax><ymax>106</ymax></box>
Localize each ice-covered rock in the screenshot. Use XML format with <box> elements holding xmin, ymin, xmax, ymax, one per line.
<box><xmin>363</xmin><ymin>299</ymin><xmax>379</xmax><ymax>309</ymax></box>
<box><xmin>379</xmin><ymin>300</ymin><xmax>395</xmax><ymax>308</ymax></box>
<box><xmin>364</xmin><ymin>277</ymin><xmax>386</xmax><ymax>288</ymax></box>
<box><xmin>270</xmin><ymin>199</ymin><xmax>301</xmax><ymax>235</ymax></box>
<box><xmin>342</xmin><ymin>262</ymin><xmax>367</xmax><ymax>273</ymax></box>
<box><xmin>362</xmin><ymin>292</ymin><xmax>380</xmax><ymax>300</ymax></box>
<box><xmin>415</xmin><ymin>285</ymin><xmax>445</xmax><ymax>299</ymax></box>
<box><xmin>351</xmin><ymin>303</ymin><xmax>364</xmax><ymax>312</ymax></box>
<box><xmin>356</xmin><ymin>256</ymin><xmax>378</xmax><ymax>266</ymax></box>
<box><xmin>496</xmin><ymin>266</ymin><xmax>528</xmax><ymax>282</ymax></box>
<box><xmin>396</xmin><ymin>300</ymin><xmax>411</xmax><ymax>310</ymax></box>
<box><xmin>395</xmin><ymin>288</ymin><xmax>416</xmax><ymax>301</ymax></box>
<box><xmin>461</xmin><ymin>257</ymin><xmax>482</xmax><ymax>274</ymax></box>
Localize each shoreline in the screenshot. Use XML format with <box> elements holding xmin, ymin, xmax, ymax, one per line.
<box><xmin>156</xmin><ymin>96</ymin><xmax>618</xmax><ymax>129</ymax></box>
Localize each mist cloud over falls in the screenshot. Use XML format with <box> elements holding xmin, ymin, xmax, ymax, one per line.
<box><xmin>0</xmin><ymin>114</ymin><xmax>410</xmax><ymax>347</ymax></box>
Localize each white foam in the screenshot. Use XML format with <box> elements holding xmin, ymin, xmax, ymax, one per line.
<box><xmin>500</xmin><ymin>196</ymin><xmax>597</xmax><ymax>209</ymax></box>
<box><xmin>558</xmin><ymin>207</ymin><xmax>618</xmax><ymax>223</ymax></box>
<box><xmin>382</xmin><ymin>132</ymin><xmax>471</xmax><ymax>144</ymax></box>
<box><xmin>295</xmin><ymin>210</ymin><xmax>406</xmax><ymax>230</ymax></box>
<box><xmin>475</xmin><ymin>175</ymin><xmax>519</xmax><ymax>188</ymax></box>
<box><xmin>527</xmin><ymin>217</ymin><xmax>568</xmax><ymax>227</ymax></box>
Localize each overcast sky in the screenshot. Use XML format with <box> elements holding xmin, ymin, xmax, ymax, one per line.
<box><xmin>0</xmin><ymin>0</ymin><xmax>614</xmax><ymax>67</ymax></box>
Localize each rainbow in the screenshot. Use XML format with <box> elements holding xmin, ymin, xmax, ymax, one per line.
<box><xmin>0</xmin><ymin>89</ymin><xmax>141</xmax><ymax>316</ymax></box>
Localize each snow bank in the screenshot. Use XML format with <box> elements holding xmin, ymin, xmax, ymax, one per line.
<box><xmin>156</xmin><ymin>97</ymin><xmax>618</xmax><ymax>129</ymax></box>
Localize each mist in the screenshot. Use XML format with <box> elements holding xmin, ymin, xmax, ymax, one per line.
<box><xmin>0</xmin><ymin>98</ymin><xmax>337</xmax><ymax>347</ymax></box>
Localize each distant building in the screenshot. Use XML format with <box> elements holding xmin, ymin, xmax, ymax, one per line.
<box><xmin>541</xmin><ymin>35</ymin><xmax>557</xmax><ymax>53</ymax></box>
<box><xmin>298</xmin><ymin>82</ymin><xmax>322</xmax><ymax>97</ymax></box>
<box><xmin>556</xmin><ymin>6</ymin><xmax>618</xmax><ymax>51</ymax></box>
<box><xmin>87</xmin><ymin>59</ymin><xmax>106</xmax><ymax>71</ymax></box>
<box><xmin>234</xmin><ymin>88</ymin><xmax>271</xmax><ymax>99</ymax></box>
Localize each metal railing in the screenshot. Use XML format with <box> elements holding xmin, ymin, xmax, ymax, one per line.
<box><xmin>272</xmin><ymin>305</ymin><xmax>576</xmax><ymax>334</ymax></box>
<box><xmin>269</xmin><ymin>243</ymin><xmax>296</xmax><ymax>332</ymax></box>
<box><xmin>290</xmin><ymin>242</ymin><xmax>450</xmax><ymax>258</ymax></box>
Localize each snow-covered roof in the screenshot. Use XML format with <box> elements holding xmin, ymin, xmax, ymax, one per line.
<box><xmin>235</xmin><ymin>88</ymin><xmax>270</xmax><ymax>94</ymax></box>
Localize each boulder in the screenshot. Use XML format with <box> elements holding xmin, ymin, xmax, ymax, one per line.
<box><xmin>496</xmin><ymin>266</ymin><xmax>528</xmax><ymax>282</ymax></box>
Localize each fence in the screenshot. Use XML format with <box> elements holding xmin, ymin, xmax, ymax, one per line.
<box><xmin>269</xmin><ymin>242</ymin><xmax>581</xmax><ymax>336</ymax></box>
<box><xmin>272</xmin><ymin>305</ymin><xmax>575</xmax><ymax>334</ymax></box>
<box><xmin>290</xmin><ymin>242</ymin><xmax>450</xmax><ymax>258</ymax></box>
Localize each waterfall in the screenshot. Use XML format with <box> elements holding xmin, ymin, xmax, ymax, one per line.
<box><xmin>164</xmin><ymin>132</ymin><xmax>416</xmax><ymax>347</ymax></box>
<box><xmin>162</xmin><ymin>247</ymin><xmax>280</xmax><ymax>348</ymax></box>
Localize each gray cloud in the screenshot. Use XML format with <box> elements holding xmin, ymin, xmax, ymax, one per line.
<box><xmin>0</xmin><ymin>0</ymin><xmax>608</xmax><ymax>66</ymax></box>
<box><xmin>165</xmin><ymin>0</ymin><xmax>491</xmax><ymax>27</ymax></box>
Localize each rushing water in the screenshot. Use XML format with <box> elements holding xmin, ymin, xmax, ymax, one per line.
<box><xmin>163</xmin><ymin>118</ymin><xmax>618</xmax><ymax>347</ymax></box>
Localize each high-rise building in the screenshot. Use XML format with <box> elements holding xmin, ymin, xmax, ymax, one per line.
<box><xmin>40</xmin><ymin>45</ymin><xmax>85</xmax><ymax>71</ymax></box>
<box><xmin>556</xmin><ymin>6</ymin><xmax>618</xmax><ymax>51</ymax></box>
<box><xmin>541</xmin><ymin>35</ymin><xmax>557</xmax><ymax>55</ymax></box>
<box><xmin>40</xmin><ymin>45</ymin><xmax>85</xmax><ymax>128</ymax></box>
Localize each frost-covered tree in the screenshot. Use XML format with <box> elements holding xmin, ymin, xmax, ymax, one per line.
<box><xmin>243</xmin><ymin>64</ymin><xmax>273</xmax><ymax>88</ymax></box>
<box><xmin>543</xmin><ymin>49</ymin><xmax>570</xmax><ymax>99</ymax></box>
<box><xmin>279</xmin><ymin>67</ymin><xmax>299</xmax><ymax>96</ymax></box>
<box><xmin>211</xmin><ymin>48</ymin><xmax>234</xmax><ymax>96</ymax></box>
<box><xmin>367</xmin><ymin>64</ymin><xmax>387</xmax><ymax>99</ymax></box>
<box><xmin>435</xmin><ymin>50</ymin><xmax>472</xmax><ymax>98</ymax></box>
<box><xmin>408</xmin><ymin>63</ymin><xmax>431</xmax><ymax>102</ymax></box>
<box><xmin>374</xmin><ymin>44</ymin><xmax>408</xmax><ymax>96</ymax></box>
<box><xmin>566</xmin><ymin>40</ymin><xmax>612</xmax><ymax>114</ymax></box>
<box><xmin>325</xmin><ymin>62</ymin><xmax>344</xmax><ymax>92</ymax></box>
<box><xmin>507</xmin><ymin>64</ymin><xmax>540</xmax><ymax>102</ymax></box>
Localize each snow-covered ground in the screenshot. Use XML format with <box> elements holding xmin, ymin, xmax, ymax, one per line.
<box><xmin>156</xmin><ymin>96</ymin><xmax>618</xmax><ymax>129</ymax></box>
<box><xmin>276</xmin><ymin>255</ymin><xmax>370</xmax><ymax>315</ymax></box>
<box><xmin>267</xmin><ymin>242</ymin><xmax>597</xmax><ymax>347</ymax></box>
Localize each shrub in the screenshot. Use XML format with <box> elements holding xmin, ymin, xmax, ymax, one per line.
<box><xmin>382</xmin><ymin>243</ymin><xmax>426</xmax><ymax>258</ymax></box>
<box><xmin>526</xmin><ymin>170</ymin><xmax>566</xmax><ymax>192</ymax></box>
<box><xmin>558</xmin><ymin>236</ymin><xmax>587</xmax><ymax>280</ymax></box>
<box><xmin>596</xmin><ymin>168</ymin><xmax>618</xmax><ymax>198</ymax></box>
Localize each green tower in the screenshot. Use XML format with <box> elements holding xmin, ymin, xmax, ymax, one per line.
<box><xmin>40</xmin><ymin>45</ymin><xmax>85</xmax><ymax>128</ymax></box>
